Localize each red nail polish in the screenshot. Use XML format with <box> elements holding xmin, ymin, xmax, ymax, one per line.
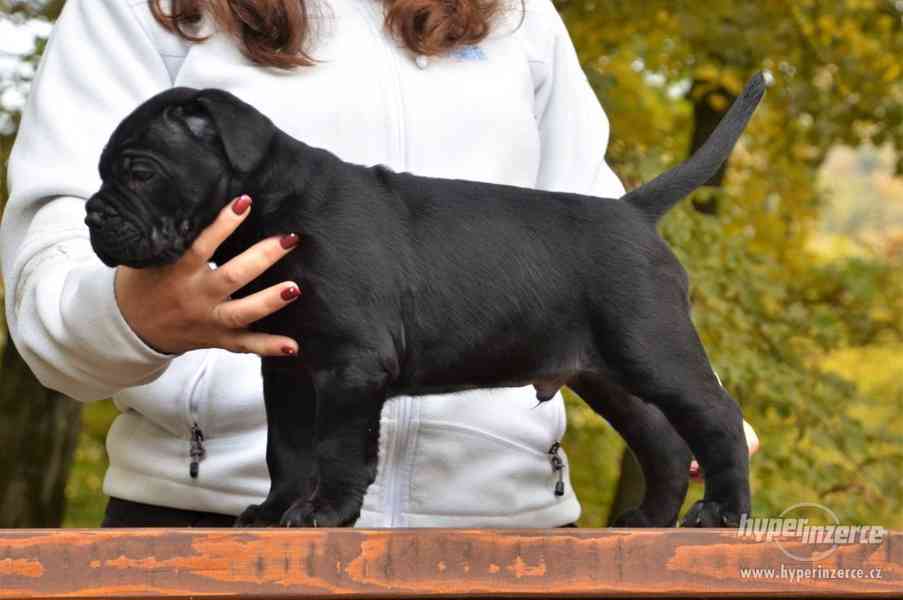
<box><xmin>280</xmin><ymin>233</ymin><xmax>300</xmax><ymax>249</ymax></box>
<box><xmin>282</xmin><ymin>346</ymin><xmax>297</xmax><ymax>356</ymax></box>
<box><xmin>232</xmin><ymin>195</ymin><xmax>252</xmax><ymax>215</ymax></box>
<box><xmin>281</xmin><ymin>286</ymin><xmax>300</xmax><ymax>301</ymax></box>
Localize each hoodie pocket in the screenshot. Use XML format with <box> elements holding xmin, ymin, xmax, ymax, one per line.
<box><xmin>113</xmin><ymin>349</ymin><xmax>211</xmax><ymax>439</ymax></box>
<box><xmin>181</xmin><ymin>350</ymin><xmax>267</xmax><ymax>479</ymax></box>
<box><xmin>113</xmin><ymin>349</ymin><xmax>265</xmax><ymax>480</ymax></box>
<box><xmin>408</xmin><ymin>419</ymin><xmax>566</xmax><ymax>518</ymax></box>
<box><xmin>406</xmin><ymin>386</ymin><xmax>570</xmax><ymax>518</ymax></box>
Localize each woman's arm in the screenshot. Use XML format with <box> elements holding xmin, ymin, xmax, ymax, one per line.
<box><xmin>1</xmin><ymin>0</ymin><xmax>299</xmax><ymax>402</ymax></box>
<box><xmin>529</xmin><ymin>0</ymin><xmax>625</xmax><ymax>200</ymax></box>
<box><xmin>1</xmin><ymin>0</ymin><xmax>177</xmax><ymax>401</ymax></box>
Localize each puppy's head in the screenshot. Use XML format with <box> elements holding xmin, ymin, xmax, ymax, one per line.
<box><xmin>86</xmin><ymin>87</ymin><xmax>274</xmax><ymax>268</ymax></box>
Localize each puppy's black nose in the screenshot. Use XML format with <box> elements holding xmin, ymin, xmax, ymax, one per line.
<box><xmin>85</xmin><ymin>210</ymin><xmax>104</xmax><ymax>228</ymax></box>
<box><xmin>85</xmin><ymin>197</ymin><xmax>108</xmax><ymax>228</ymax></box>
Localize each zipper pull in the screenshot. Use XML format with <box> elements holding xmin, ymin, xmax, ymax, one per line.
<box><xmin>548</xmin><ymin>441</ymin><xmax>565</xmax><ymax>497</ymax></box>
<box><xmin>189</xmin><ymin>422</ymin><xmax>206</xmax><ymax>479</ymax></box>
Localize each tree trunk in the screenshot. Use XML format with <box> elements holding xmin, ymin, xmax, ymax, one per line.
<box><xmin>0</xmin><ymin>341</ymin><xmax>82</xmax><ymax>527</ymax></box>
<box><xmin>0</xmin><ymin>0</ymin><xmax>77</xmax><ymax>529</ymax></box>
<box><xmin>606</xmin><ymin>447</ymin><xmax>644</xmax><ymax>525</ymax></box>
<box><xmin>688</xmin><ymin>80</ymin><xmax>735</xmax><ymax>215</ymax></box>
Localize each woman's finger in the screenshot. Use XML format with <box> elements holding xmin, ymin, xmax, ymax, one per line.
<box><xmin>212</xmin><ymin>281</ymin><xmax>301</xmax><ymax>329</ymax></box>
<box><xmin>690</xmin><ymin>419</ymin><xmax>760</xmax><ymax>482</ymax></box>
<box><xmin>208</xmin><ymin>232</ymin><xmax>300</xmax><ymax>298</ymax></box>
<box><xmin>218</xmin><ymin>330</ymin><xmax>299</xmax><ymax>357</ymax></box>
<box><xmin>743</xmin><ymin>420</ymin><xmax>760</xmax><ymax>456</ymax></box>
<box><xmin>183</xmin><ymin>195</ymin><xmax>253</xmax><ymax>269</ymax></box>
<box><xmin>689</xmin><ymin>460</ymin><xmax>702</xmax><ymax>481</ymax></box>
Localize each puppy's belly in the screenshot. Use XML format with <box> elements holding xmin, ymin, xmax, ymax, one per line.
<box><xmin>388</xmin><ymin>333</ymin><xmax>592</xmax><ymax>400</ymax></box>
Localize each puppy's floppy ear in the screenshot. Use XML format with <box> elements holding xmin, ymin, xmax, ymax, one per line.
<box><xmin>192</xmin><ymin>89</ymin><xmax>275</xmax><ymax>175</ymax></box>
<box><xmin>165</xmin><ymin>103</ymin><xmax>217</xmax><ymax>143</ymax></box>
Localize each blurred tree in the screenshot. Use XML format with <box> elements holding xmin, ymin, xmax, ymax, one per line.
<box><xmin>0</xmin><ymin>344</ymin><xmax>81</xmax><ymax>527</ymax></box>
<box><xmin>0</xmin><ymin>0</ymin><xmax>80</xmax><ymax>527</ymax></box>
<box><xmin>559</xmin><ymin>0</ymin><xmax>903</xmax><ymax>527</ymax></box>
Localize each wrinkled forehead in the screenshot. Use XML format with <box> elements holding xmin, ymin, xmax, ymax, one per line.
<box><xmin>99</xmin><ymin>87</ymin><xmax>201</xmax><ymax>175</ymax></box>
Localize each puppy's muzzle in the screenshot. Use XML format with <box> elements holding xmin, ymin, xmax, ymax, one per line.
<box><xmin>85</xmin><ymin>194</ymin><xmax>163</xmax><ymax>268</ymax></box>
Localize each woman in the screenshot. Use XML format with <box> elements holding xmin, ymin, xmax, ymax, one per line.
<box><xmin>1</xmin><ymin>0</ymin><xmax>751</xmax><ymax>527</ymax></box>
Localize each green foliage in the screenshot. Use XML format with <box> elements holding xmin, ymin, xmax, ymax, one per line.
<box><xmin>63</xmin><ymin>401</ymin><xmax>118</xmax><ymax>527</ymax></box>
<box><xmin>562</xmin><ymin>0</ymin><xmax>903</xmax><ymax>170</ymax></box>
<box><xmin>662</xmin><ymin>203</ymin><xmax>902</xmax><ymax>526</ymax></box>
<box><xmin>560</xmin><ymin>389</ymin><xmax>625</xmax><ymax>526</ymax></box>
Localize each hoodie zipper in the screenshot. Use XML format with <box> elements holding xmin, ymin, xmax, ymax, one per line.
<box><xmin>548</xmin><ymin>441</ymin><xmax>566</xmax><ymax>497</ymax></box>
<box><xmin>357</xmin><ymin>0</ymin><xmax>412</xmax><ymax>526</ymax></box>
<box><xmin>189</xmin><ymin>421</ymin><xmax>206</xmax><ymax>479</ymax></box>
<box><xmin>363</xmin><ymin>0</ymin><xmax>407</xmax><ymax>167</ymax></box>
<box><xmin>382</xmin><ymin>37</ymin><xmax>412</xmax><ymax>523</ymax></box>
<box><xmin>185</xmin><ymin>354</ymin><xmax>211</xmax><ymax>479</ymax></box>
<box><xmin>384</xmin><ymin>397</ymin><xmax>416</xmax><ymax>526</ymax></box>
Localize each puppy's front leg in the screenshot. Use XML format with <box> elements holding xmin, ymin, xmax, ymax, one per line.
<box><xmin>280</xmin><ymin>363</ymin><xmax>386</xmax><ymax>527</ymax></box>
<box><xmin>235</xmin><ymin>359</ymin><xmax>317</xmax><ymax>526</ymax></box>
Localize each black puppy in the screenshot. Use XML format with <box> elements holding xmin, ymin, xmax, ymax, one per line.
<box><xmin>86</xmin><ymin>73</ymin><xmax>766</xmax><ymax>528</ymax></box>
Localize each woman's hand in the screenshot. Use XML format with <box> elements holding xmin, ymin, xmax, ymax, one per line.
<box><xmin>114</xmin><ymin>195</ymin><xmax>302</xmax><ymax>357</ymax></box>
<box><xmin>690</xmin><ymin>419</ymin><xmax>760</xmax><ymax>481</ymax></box>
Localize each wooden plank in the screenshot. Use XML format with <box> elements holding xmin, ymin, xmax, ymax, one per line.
<box><xmin>0</xmin><ymin>528</ymin><xmax>899</xmax><ymax>599</ymax></box>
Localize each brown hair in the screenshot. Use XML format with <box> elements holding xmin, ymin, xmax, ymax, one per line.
<box><xmin>150</xmin><ymin>0</ymin><xmax>507</xmax><ymax>70</ymax></box>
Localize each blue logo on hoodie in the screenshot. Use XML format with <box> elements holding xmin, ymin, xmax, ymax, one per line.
<box><xmin>450</xmin><ymin>45</ymin><xmax>486</xmax><ymax>61</ymax></box>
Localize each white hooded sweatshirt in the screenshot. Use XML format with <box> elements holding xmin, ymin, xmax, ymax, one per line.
<box><xmin>1</xmin><ymin>0</ymin><xmax>625</xmax><ymax>527</ymax></box>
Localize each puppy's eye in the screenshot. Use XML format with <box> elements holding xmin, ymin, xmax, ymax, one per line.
<box><xmin>130</xmin><ymin>168</ymin><xmax>155</xmax><ymax>183</ymax></box>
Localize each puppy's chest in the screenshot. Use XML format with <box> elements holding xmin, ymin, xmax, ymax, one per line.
<box><xmin>244</xmin><ymin>229</ymin><xmax>396</xmax><ymax>330</ymax></box>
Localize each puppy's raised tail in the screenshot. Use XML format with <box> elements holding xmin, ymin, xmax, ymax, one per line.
<box><xmin>624</xmin><ymin>72</ymin><xmax>767</xmax><ymax>224</ymax></box>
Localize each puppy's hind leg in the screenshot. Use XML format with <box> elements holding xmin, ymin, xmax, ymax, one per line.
<box><xmin>570</xmin><ymin>375</ymin><xmax>692</xmax><ymax>527</ymax></box>
<box><xmin>611</xmin><ymin>316</ymin><xmax>750</xmax><ymax>528</ymax></box>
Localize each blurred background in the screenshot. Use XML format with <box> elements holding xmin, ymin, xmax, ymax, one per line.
<box><xmin>0</xmin><ymin>0</ymin><xmax>901</xmax><ymax>529</ymax></box>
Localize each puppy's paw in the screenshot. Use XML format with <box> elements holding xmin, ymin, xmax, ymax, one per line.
<box><xmin>235</xmin><ymin>504</ymin><xmax>264</xmax><ymax>527</ymax></box>
<box><xmin>234</xmin><ymin>503</ymin><xmax>282</xmax><ymax>527</ymax></box>
<box><xmin>681</xmin><ymin>500</ymin><xmax>741</xmax><ymax>528</ymax></box>
<box><xmin>280</xmin><ymin>497</ymin><xmax>344</xmax><ymax>528</ymax></box>
<box><xmin>610</xmin><ymin>508</ymin><xmax>653</xmax><ymax>528</ymax></box>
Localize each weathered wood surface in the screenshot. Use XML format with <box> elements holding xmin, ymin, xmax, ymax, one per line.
<box><xmin>0</xmin><ymin>528</ymin><xmax>899</xmax><ymax>599</ymax></box>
